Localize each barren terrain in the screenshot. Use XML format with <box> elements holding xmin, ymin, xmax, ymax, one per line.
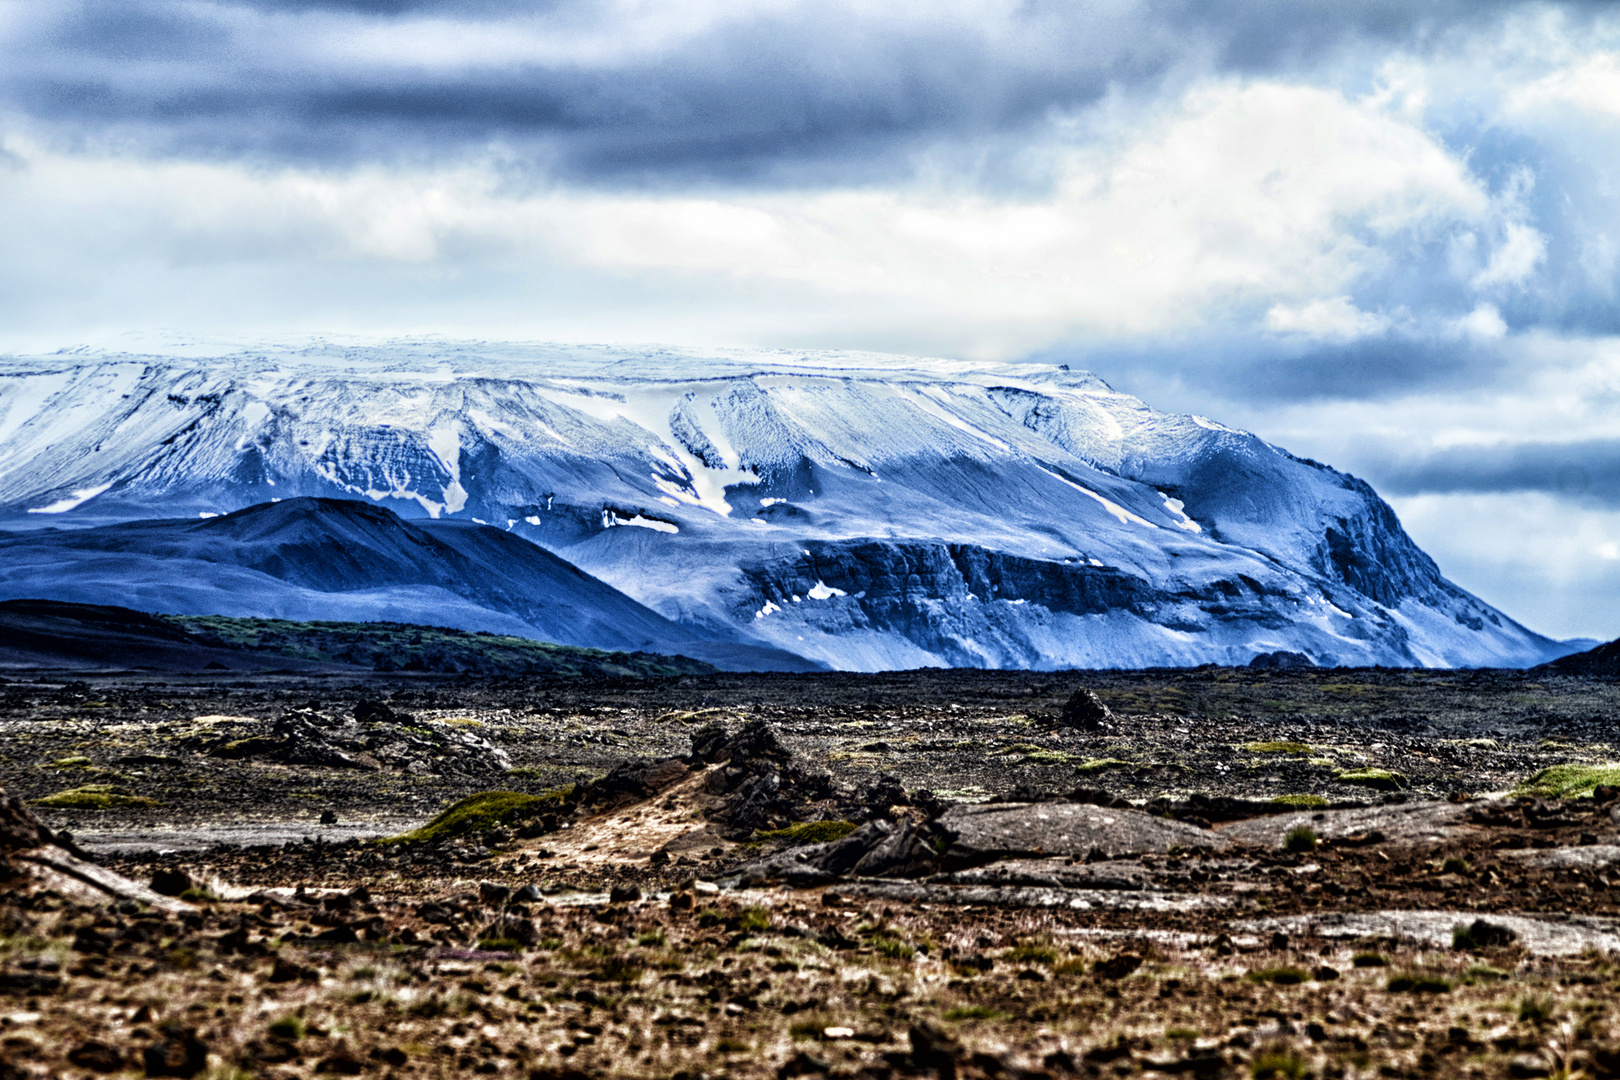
<box><xmin>5</xmin><ymin>666</ymin><xmax>1620</xmax><ymax>1079</ymax></box>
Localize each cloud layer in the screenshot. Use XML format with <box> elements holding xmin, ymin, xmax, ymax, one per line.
<box><xmin>5</xmin><ymin>0</ymin><xmax>1620</xmax><ymax>638</ymax></box>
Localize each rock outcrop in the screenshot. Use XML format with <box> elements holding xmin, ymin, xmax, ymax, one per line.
<box><xmin>194</xmin><ymin>700</ymin><xmax>511</xmax><ymax>777</ymax></box>
<box><xmin>1</xmin><ymin>786</ymin><xmax>190</xmax><ymax>914</ymax></box>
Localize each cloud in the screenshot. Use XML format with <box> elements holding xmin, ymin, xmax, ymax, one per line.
<box><xmin>0</xmin><ymin>0</ymin><xmax>1562</xmax><ymax>182</ymax></box>
<box><xmin>1373</xmin><ymin>438</ymin><xmax>1620</xmax><ymax>504</ymax></box>
<box><xmin>1264</xmin><ymin>296</ymin><xmax>1392</xmax><ymax>341</ymax></box>
<box><xmin>0</xmin><ymin>78</ymin><xmax>1518</xmax><ymax>361</ymax></box>
<box><xmin>1389</xmin><ymin>491</ymin><xmax>1620</xmax><ymax>639</ymax></box>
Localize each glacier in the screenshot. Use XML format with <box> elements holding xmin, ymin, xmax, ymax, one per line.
<box><xmin>0</xmin><ymin>339</ymin><xmax>1568</xmax><ymax>670</ymax></box>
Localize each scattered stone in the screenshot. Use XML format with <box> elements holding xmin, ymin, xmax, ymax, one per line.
<box><xmin>1094</xmin><ymin>953</ymin><xmax>1144</xmax><ymax>979</ymax></box>
<box><xmin>142</xmin><ymin>1026</ymin><xmax>208</xmax><ymax>1079</ymax></box>
<box><xmin>694</xmin><ymin>721</ymin><xmax>836</xmax><ymax>838</ymax></box>
<box><xmin>268</xmin><ymin>957</ymin><xmax>318</xmax><ymax>983</ymax></box>
<box><xmin>909</xmin><ymin>1020</ymin><xmax>962</xmax><ymax>1073</ymax></box>
<box><xmin>314</xmin><ymin>1049</ymin><xmax>366</xmax><ymax>1075</ymax></box>
<box><xmin>196</xmin><ymin>703</ymin><xmax>510</xmax><ymax>777</ymax></box>
<box><xmin>66</xmin><ymin>1040</ymin><xmax>122</xmax><ymax>1073</ymax></box>
<box><xmin>149</xmin><ymin>867</ymin><xmax>192</xmax><ymax>896</ymax></box>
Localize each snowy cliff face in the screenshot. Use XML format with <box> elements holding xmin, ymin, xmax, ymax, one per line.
<box><xmin>0</xmin><ymin>341</ymin><xmax>1562</xmax><ymax>670</ymax></box>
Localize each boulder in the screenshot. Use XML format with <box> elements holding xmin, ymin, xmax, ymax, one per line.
<box><xmin>585</xmin><ymin>758</ymin><xmax>693</xmax><ymax>811</ymax></box>
<box><xmin>937</xmin><ymin>802</ymin><xmax>1225</xmax><ymax>868</ymax></box>
<box><xmin>733</xmin><ymin>821</ymin><xmax>899</xmax><ymax>886</ymax></box>
<box><xmin>1250</xmin><ymin>650</ymin><xmax>1315</xmax><ymax>669</ymax></box>
<box><xmin>1058</xmin><ymin>689</ymin><xmax>1113</xmax><ymax>731</ymax></box>
<box><xmin>851</xmin><ymin>821</ymin><xmax>936</xmax><ymax>878</ymax></box>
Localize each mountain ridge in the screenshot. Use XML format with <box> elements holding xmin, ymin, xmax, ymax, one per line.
<box><xmin>0</xmin><ymin>340</ymin><xmax>1570</xmax><ymax>670</ymax></box>
<box><xmin>0</xmin><ymin>497</ymin><xmax>819</xmax><ymax>673</ymax></box>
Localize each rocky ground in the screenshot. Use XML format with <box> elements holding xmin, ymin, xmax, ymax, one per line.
<box><xmin>5</xmin><ymin>666</ymin><xmax>1620</xmax><ymax>1079</ymax></box>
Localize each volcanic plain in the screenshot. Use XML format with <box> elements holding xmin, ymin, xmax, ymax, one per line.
<box><xmin>6</xmin><ymin>665</ymin><xmax>1620</xmax><ymax>1080</ymax></box>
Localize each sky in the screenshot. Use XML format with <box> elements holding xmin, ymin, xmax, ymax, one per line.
<box><xmin>2</xmin><ymin>1</ymin><xmax>1620</xmax><ymax>641</ymax></box>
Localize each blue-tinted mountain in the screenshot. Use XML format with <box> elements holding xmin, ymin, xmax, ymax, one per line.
<box><xmin>0</xmin><ymin>341</ymin><xmax>1572</xmax><ymax>670</ymax></box>
<box><xmin>0</xmin><ymin>497</ymin><xmax>816</xmax><ymax>672</ymax></box>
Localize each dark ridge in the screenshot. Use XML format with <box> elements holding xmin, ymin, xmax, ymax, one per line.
<box><xmin>1536</xmin><ymin>636</ymin><xmax>1620</xmax><ymax>677</ymax></box>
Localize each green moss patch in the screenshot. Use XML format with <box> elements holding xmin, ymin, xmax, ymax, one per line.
<box><xmin>382</xmin><ymin>791</ymin><xmax>551</xmax><ymax>845</ymax></box>
<box><xmin>1514</xmin><ymin>763</ymin><xmax>1620</xmax><ymax>800</ymax></box>
<box><xmin>1075</xmin><ymin>758</ymin><xmax>1132</xmax><ymax>774</ymax></box>
<box><xmin>35</xmin><ymin>784</ymin><xmax>160</xmax><ymax>810</ymax></box>
<box><xmin>757</xmin><ymin>821</ymin><xmax>858</xmax><ymax>845</ymax></box>
<box><xmin>1243</xmin><ymin>741</ymin><xmax>1311</xmax><ymax>755</ymax></box>
<box><xmin>1271</xmin><ymin>794</ymin><xmax>1329</xmax><ymax>809</ymax></box>
<box><xmin>1334</xmin><ymin>768</ymin><xmax>1405</xmax><ymax>791</ymax></box>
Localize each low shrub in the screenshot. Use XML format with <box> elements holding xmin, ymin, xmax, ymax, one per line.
<box><xmin>267</xmin><ymin>1016</ymin><xmax>305</xmax><ymax>1041</ymax></box>
<box><xmin>943</xmin><ymin>1005</ymin><xmax>1009</xmax><ymax>1022</ymax></box>
<box><xmin>1251</xmin><ymin>1044</ymin><xmax>1307</xmax><ymax>1079</ymax></box>
<box><xmin>1284</xmin><ymin>825</ymin><xmax>1318</xmax><ymax>853</ymax></box>
<box><xmin>1007</xmin><ymin>942</ymin><xmax>1059</xmax><ymax>966</ymax></box>
<box><xmin>757</xmin><ymin>821</ymin><xmax>857</xmax><ymax>845</ymax></box>
<box><xmin>1519</xmin><ymin>994</ymin><xmax>1555</xmax><ymax>1025</ymax></box>
<box><xmin>1334</xmin><ymin>768</ymin><xmax>1405</xmax><ymax>791</ymax></box>
<box><xmin>876</xmin><ymin>939</ymin><xmax>916</xmax><ymax>961</ymax></box>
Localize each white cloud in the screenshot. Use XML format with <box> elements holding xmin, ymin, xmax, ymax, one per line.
<box><xmin>1450</xmin><ymin>302</ymin><xmax>1508</xmax><ymax>340</ymax></box>
<box><xmin>0</xmin><ymin>78</ymin><xmax>1506</xmax><ymax>358</ymax></box>
<box><xmin>1264</xmin><ymin>296</ymin><xmax>1390</xmax><ymax>340</ymax></box>
<box><xmin>1471</xmin><ymin>219</ymin><xmax>1547</xmax><ymax>289</ymax></box>
<box><xmin>1506</xmin><ymin>50</ymin><xmax>1620</xmax><ymax>123</ymax></box>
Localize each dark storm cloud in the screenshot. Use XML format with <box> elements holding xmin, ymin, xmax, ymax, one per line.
<box><xmin>1038</xmin><ymin>331</ymin><xmax>1509</xmax><ymax>410</ymax></box>
<box><xmin>1372</xmin><ymin>439</ymin><xmax>1620</xmax><ymax>505</ymax></box>
<box><xmin>0</xmin><ymin>0</ymin><xmax>1552</xmax><ymax>183</ymax></box>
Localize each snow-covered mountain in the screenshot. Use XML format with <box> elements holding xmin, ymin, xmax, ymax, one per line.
<box><xmin>0</xmin><ymin>339</ymin><xmax>1567</xmax><ymax>670</ymax></box>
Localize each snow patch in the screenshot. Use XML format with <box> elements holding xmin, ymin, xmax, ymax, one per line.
<box><xmin>755</xmin><ymin>600</ymin><xmax>781</xmax><ymax>619</ymax></box>
<box><xmin>807</xmin><ymin>580</ymin><xmax>847</xmax><ymax>600</ymax></box>
<box><xmin>760</xmin><ymin>497</ymin><xmax>785</xmax><ymax>506</ymax></box>
<box><xmin>1036</xmin><ymin>467</ymin><xmax>1156</xmax><ymax>528</ymax></box>
<box><xmin>425</xmin><ymin>424</ymin><xmax>468</xmax><ymax>515</ymax></box>
<box><xmin>602</xmin><ymin>509</ymin><xmax>679</xmax><ymax>534</ymax></box>
<box><xmin>1160</xmin><ymin>493</ymin><xmax>1202</xmax><ymax>533</ymax></box>
<box><xmin>27</xmin><ymin>482</ymin><xmax>113</xmax><ymax>514</ymax></box>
